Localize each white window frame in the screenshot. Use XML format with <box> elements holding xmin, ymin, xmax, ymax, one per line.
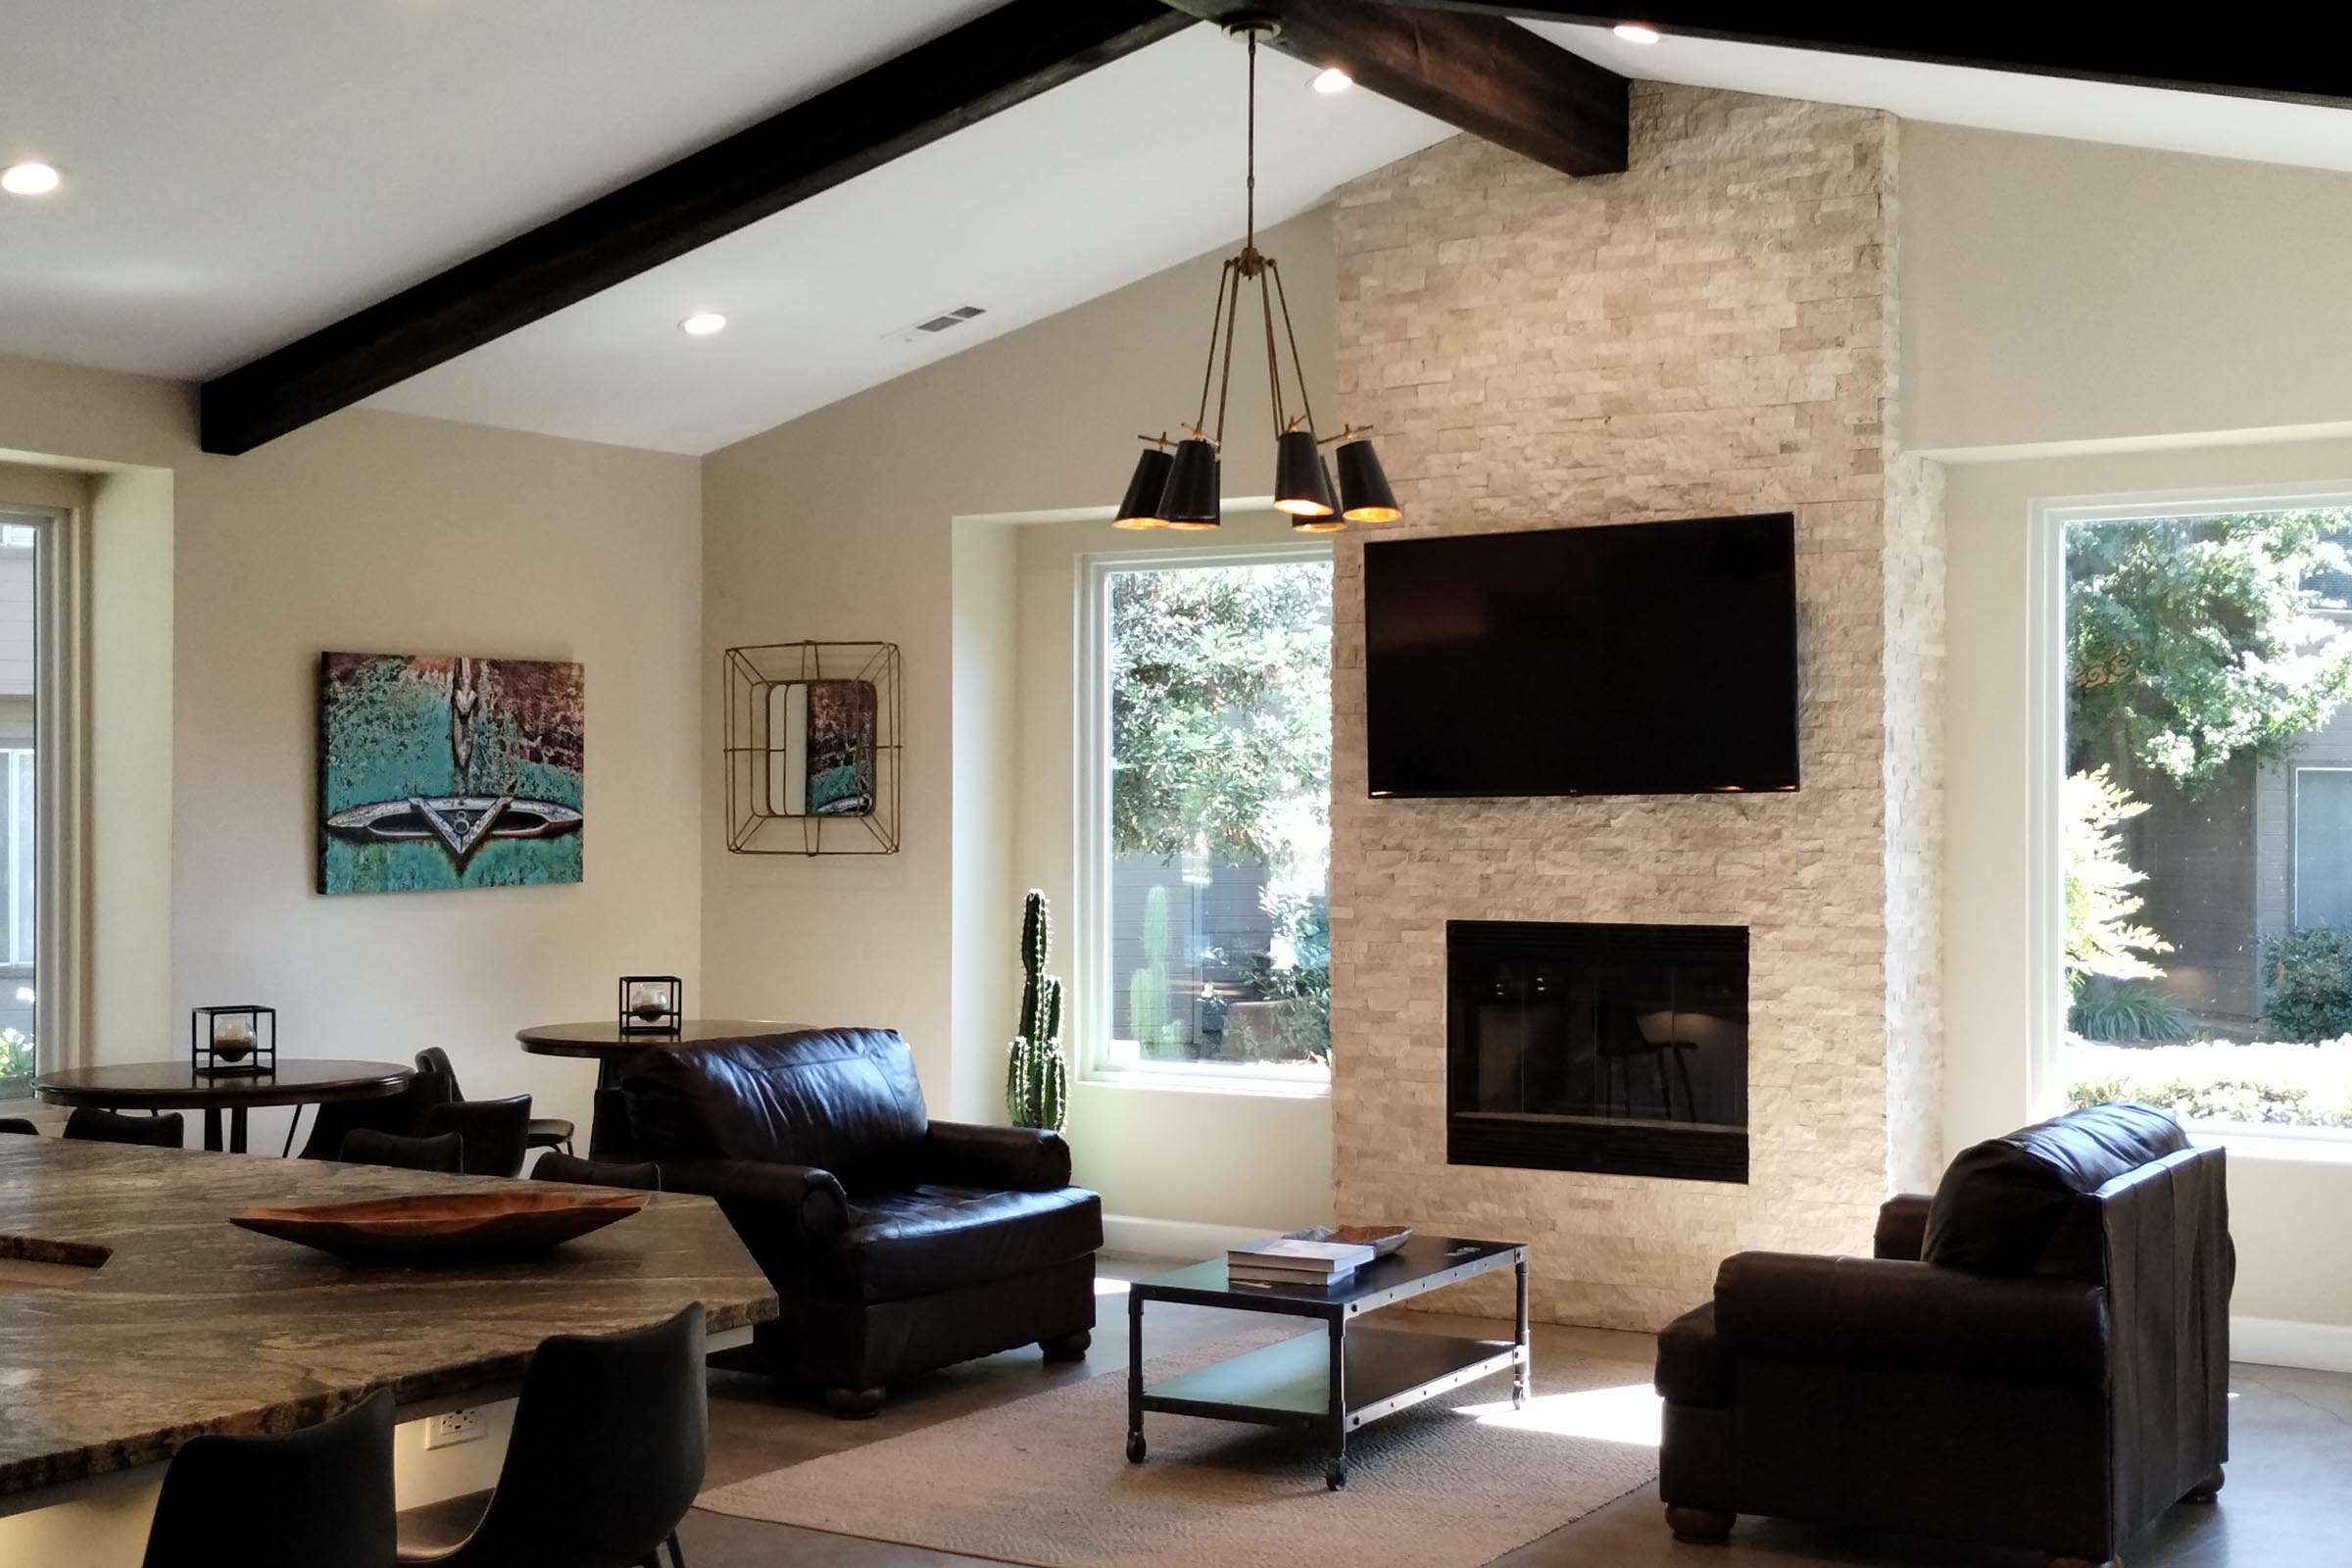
<box><xmin>2032</xmin><ymin>480</ymin><xmax>2352</xmax><ymax>1153</ymax></box>
<box><xmin>1075</xmin><ymin>539</ymin><xmax>1334</xmax><ymax>1097</ymax></box>
<box><xmin>0</xmin><ymin>505</ymin><xmax>52</xmax><ymax>1081</ymax></box>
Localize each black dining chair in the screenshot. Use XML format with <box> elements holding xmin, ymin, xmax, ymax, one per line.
<box><xmin>64</xmin><ymin>1106</ymin><xmax>185</xmax><ymax>1149</ymax></box>
<box><xmin>340</xmin><ymin>1128</ymin><xmax>466</xmax><ymax>1173</ymax></box>
<box><xmin>421</xmin><ymin>1095</ymin><xmax>531</xmax><ymax>1178</ymax></box>
<box><xmin>397</xmin><ymin>1303</ymin><xmax>706</xmax><ymax>1568</ymax></box>
<box><xmin>300</xmin><ymin>1071</ymin><xmax>454</xmax><ymax>1160</ymax></box>
<box><xmin>0</xmin><ymin>1115</ymin><xmax>38</xmax><ymax>1136</ymax></box>
<box><xmin>416</xmin><ymin>1047</ymin><xmax>573</xmax><ymax>1155</ymax></box>
<box><xmin>531</xmin><ymin>1152</ymin><xmax>661</xmax><ymax>1191</ymax></box>
<box><xmin>143</xmin><ymin>1389</ymin><xmax>396</xmax><ymax>1568</ymax></box>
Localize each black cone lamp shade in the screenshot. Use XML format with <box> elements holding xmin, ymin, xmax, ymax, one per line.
<box><xmin>1336</xmin><ymin>434</ymin><xmax>1401</xmax><ymax>523</ymax></box>
<box><xmin>1159</xmin><ymin>438</ymin><xmax>1222</xmax><ymax>529</ymax></box>
<box><xmin>1274</xmin><ymin>427</ymin><xmax>1339</xmax><ymax>522</ymax></box>
<box><xmin>1111</xmin><ymin>445</ymin><xmax>1174</xmax><ymax>529</ymax></box>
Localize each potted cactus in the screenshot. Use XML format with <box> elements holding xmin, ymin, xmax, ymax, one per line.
<box><xmin>1004</xmin><ymin>889</ymin><xmax>1070</xmax><ymax>1132</ymax></box>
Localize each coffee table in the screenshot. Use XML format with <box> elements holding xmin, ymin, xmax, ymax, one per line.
<box><xmin>1126</xmin><ymin>1233</ymin><xmax>1529</xmax><ymax>1490</ymax></box>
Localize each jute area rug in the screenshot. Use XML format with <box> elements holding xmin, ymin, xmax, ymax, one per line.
<box><xmin>697</xmin><ymin>1324</ymin><xmax>1660</xmax><ymax>1568</ymax></box>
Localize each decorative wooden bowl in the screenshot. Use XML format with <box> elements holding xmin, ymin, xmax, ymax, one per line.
<box><xmin>230</xmin><ymin>1190</ymin><xmax>649</xmax><ymax>1264</ymax></box>
<box><xmin>1284</xmin><ymin>1224</ymin><xmax>1413</xmax><ymax>1257</ymax></box>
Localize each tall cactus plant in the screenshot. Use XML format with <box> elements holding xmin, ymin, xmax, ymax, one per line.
<box><xmin>1005</xmin><ymin>889</ymin><xmax>1069</xmax><ymax>1131</ymax></box>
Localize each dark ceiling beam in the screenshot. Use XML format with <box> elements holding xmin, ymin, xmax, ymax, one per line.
<box><xmin>1162</xmin><ymin>1</ymin><xmax>1628</xmax><ymax>177</ymax></box>
<box><xmin>199</xmin><ymin>0</ymin><xmax>1195</xmax><ymax>455</ymax></box>
<box><xmin>1374</xmin><ymin>4</ymin><xmax>2352</xmax><ymax>109</ymax></box>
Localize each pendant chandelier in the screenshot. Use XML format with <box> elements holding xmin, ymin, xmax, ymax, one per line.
<box><xmin>1112</xmin><ymin>16</ymin><xmax>1399</xmax><ymax>533</ymax></box>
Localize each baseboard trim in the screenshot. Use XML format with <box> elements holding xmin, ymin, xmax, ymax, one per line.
<box><xmin>2233</xmin><ymin>1315</ymin><xmax>2352</xmax><ymax>1374</ymax></box>
<box><xmin>1101</xmin><ymin>1214</ymin><xmax>1283</xmax><ymax>1260</ymax></box>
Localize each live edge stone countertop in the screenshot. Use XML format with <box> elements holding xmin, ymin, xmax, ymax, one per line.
<box><xmin>0</xmin><ymin>1137</ymin><xmax>777</xmax><ymax>1503</ymax></box>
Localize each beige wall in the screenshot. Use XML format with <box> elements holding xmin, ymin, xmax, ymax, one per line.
<box><xmin>1009</xmin><ymin>513</ymin><xmax>1333</xmax><ymax>1233</ymax></box>
<box><xmin>1903</xmin><ymin>122</ymin><xmax>2352</xmax><ymax>456</ymax></box>
<box><xmin>700</xmin><ymin>204</ymin><xmax>1339</xmax><ymax>1228</ymax></box>
<box><xmin>0</xmin><ymin>353</ymin><xmax>703</xmax><ymax>1150</ymax></box>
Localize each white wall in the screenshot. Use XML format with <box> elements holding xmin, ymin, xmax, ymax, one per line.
<box><xmin>1904</xmin><ymin>122</ymin><xmax>2352</xmax><ymax>457</ymax></box>
<box><xmin>701</xmin><ymin>208</ymin><xmax>1339</xmax><ymax>1237</ymax></box>
<box><xmin>0</xmin><ymin>353</ymin><xmax>704</xmax><ymax>1150</ymax></box>
<box><xmin>1910</xmin><ymin>123</ymin><xmax>2352</xmax><ymax>1344</ymax></box>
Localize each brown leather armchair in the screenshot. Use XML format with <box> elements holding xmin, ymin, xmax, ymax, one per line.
<box><xmin>1654</xmin><ymin>1102</ymin><xmax>2231</xmax><ymax>1568</ymax></box>
<box><xmin>574</xmin><ymin>1027</ymin><xmax>1101</xmax><ymax>1417</ymax></box>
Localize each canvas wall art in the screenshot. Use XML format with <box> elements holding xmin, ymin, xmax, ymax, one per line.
<box><xmin>318</xmin><ymin>653</ymin><xmax>584</xmax><ymax>895</ymax></box>
<box><xmin>764</xmin><ymin>678</ymin><xmax>877</xmax><ymax>817</ymax></box>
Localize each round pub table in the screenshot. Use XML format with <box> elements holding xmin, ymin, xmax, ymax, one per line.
<box><xmin>33</xmin><ymin>1058</ymin><xmax>411</xmax><ymax>1155</ymax></box>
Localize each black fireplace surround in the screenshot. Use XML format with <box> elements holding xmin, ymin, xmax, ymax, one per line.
<box><xmin>1447</xmin><ymin>920</ymin><xmax>1748</xmax><ymax>1184</ymax></box>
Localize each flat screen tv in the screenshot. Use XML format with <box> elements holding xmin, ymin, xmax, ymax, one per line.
<box><xmin>1362</xmin><ymin>513</ymin><xmax>1799</xmax><ymax>798</ymax></box>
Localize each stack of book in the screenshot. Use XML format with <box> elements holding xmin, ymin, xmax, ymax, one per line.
<box><xmin>1226</xmin><ymin>1237</ymin><xmax>1376</xmax><ymax>1289</ymax></box>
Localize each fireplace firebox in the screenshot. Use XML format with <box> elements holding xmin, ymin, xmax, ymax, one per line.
<box><xmin>1446</xmin><ymin>920</ymin><xmax>1748</xmax><ymax>1184</ymax></box>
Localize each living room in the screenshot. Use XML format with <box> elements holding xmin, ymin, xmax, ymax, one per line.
<box><xmin>1</xmin><ymin>6</ymin><xmax>2348</xmax><ymax>1567</ymax></box>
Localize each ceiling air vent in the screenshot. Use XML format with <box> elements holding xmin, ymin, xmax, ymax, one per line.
<box><xmin>884</xmin><ymin>304</ymin><xmax>988</xmax><ymax>345</ymax></box>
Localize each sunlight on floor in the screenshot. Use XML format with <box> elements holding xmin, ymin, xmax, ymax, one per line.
<box><xmin>1455</xmin><ymin>1382</ymin><xmax>1662</xmax><ymax>1446</ymax></box>
<box><xmin>1093</xmin><ymin>1276</ymin><xmax>1133</xmax><ymax>1297</ymax></box>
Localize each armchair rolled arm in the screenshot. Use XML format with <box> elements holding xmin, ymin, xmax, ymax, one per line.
<box><xmin>1874</xmin><ymin>1193</ymin><xmax>1935</xmax><ymax>1260</ymax></box>
<box><xmin>918</xmin><ymin>1120</ymin><xmax>1072</xmax><ymax>1192</ymax></box>
<box><xmin>1714</xmin><ymin>1252</ymin><xmax>2111</xmax><ymax>1392</ymax></box>
<box><xmin>654</xmin><ymin>1158</ymin><xmax>850</xmax><ymax>1243</ymax></box>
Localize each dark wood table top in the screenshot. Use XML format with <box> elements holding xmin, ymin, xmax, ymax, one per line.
<box><xmin>31</xmin><ymin>1058</ymin><xmax>411</xmax><ymax>1111</ymax></box>
<box><xmin>515</xmin><ymin>1019</ymin><xmax>804</xmax><ymax>1058</ymax></box>
<box><xmin>0</xmin><ymin>1137</ymin><xmax>776</xmax><ymax>1506</ymax></box>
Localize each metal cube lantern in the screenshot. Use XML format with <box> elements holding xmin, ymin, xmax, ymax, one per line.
<box><xmin>192</xmin><ymin>1005</ymin><xmax>276</xmax><ymax>1077</ymax></box>
<box><xmin>617</xmin><ymin>976</ymin><xmax>683</xmax><ymax>1036</ymax></box>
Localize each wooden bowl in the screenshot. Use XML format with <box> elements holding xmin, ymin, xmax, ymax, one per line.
<box><xmin>1284</xmin><ymin>1224</ymin><xmax>1413</xmax><ymax>1257</ymax></box>
<box><xmin>230</xmin><ymin>1190</ymin><xmax>649</xmax><ymax>1264</ymax></box>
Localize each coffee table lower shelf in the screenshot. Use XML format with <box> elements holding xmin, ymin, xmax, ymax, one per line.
<box><xmin>1131</xmin><ymin>1327</ymin><xmax>1525</xmax><ymax>1488</ymax></box>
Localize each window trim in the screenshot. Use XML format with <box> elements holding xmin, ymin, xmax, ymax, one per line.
<box><xmin>1074</xmin><ymin>538</ymin><xmax>1335</xmax><ymax>1098</ymax></box>
<box><xmin>2034</xmin><ymin>480</ymin><xmax>2352</xmax><ymax>1153</ymax></box>
<box><xmin>0</xmin><ymin>503</ymin><xmax>57</xmax><ymax>1086</ymax></box>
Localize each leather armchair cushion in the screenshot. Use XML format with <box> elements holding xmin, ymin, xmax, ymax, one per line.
<box><xmin>622</xmin><ymin>1029</ymin><xmax>929</xmax><ymax>1182</ymax></box>
<box><xmin>1654</xmin><ymin>1301</ymin><xmax>1729</xmax><ymax>1407</ymax></box>
<box><xmin>815</xmin><ymin>1185</ymin><xmax>1102</xmax><ymax>1304</ymax></box>
<box><xmin>1714</xmin><ymin>1251</ymin><xmax>2112</xmax><ymax>1392</ymax></box>
<box><xmin>1923</xmin><ymin>1102</ymin><xmax>2185</xmax><ymax>1276</ymax></box>
<box><xmin>1874</xmin><ymin>1193</ymin><xmax>1934</xmax><ymax>1261</ymax></box>
<box><xmin>918</xmin><ymin>1121</ymin><xmax>1072</xmax><ymax>1193</ymax></box>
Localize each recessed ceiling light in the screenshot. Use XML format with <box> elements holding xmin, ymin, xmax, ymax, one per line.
<box><xmin>1612</xmin><ymin>23</ymin><xmax>1662</xmax><ymax>45</ymax></box>
<box><xmin>1308</xmin><ymin>67</ymin><xmax>1353</xmax><ymax>95</ymax></box>
<box><xmin>1</xmin><ymin>162</ymin><xmax>63</xmax><ymax>197</ymax></box>
<box><xmin>679</xmin><ymin>312</ymin><xmax>727</xmax><ymax>337</ymax></box>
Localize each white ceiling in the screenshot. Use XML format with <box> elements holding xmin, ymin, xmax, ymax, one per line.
<box><xmin>365</xmin><ymin>26</ymin><xmax>1452</xmax><ymax>453</ymax></box>
<box><xmin>1531</xmin><ymin>22</ymin><xmax>2352</xmax><ymax>175</ymax></box>
<box><xmin>5</xmin><ymin>4</ymin><xmax>2350</xmax><ymax>457</ymax></box>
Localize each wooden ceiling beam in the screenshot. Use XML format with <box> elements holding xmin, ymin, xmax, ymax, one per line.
<box><xmin>1375</xmin><ymin>5</ymin><xmax>2352</xmax><ymax>109</ymax></box>
<box><xmin>1161</xmin><ymin>1</ymin><xmax>1629</xmax><ymax>177</ymax></box>
<box><xmin>199</xmin><ymin>0</ymin><xmax>1195</xmax><ymax>455</ymax></box>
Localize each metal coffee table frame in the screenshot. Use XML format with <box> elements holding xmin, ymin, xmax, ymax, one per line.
<box><xmin>1126</xmin><ymin>1235</ymin><xmax>1529</xmax><ymax>1491</ymax></box>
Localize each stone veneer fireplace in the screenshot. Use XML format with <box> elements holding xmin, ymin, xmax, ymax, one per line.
<box><xmin>1326</xmin><ymin>84</ymin><xmax>1946</xmax><ymax>1332</ymax></box>
<box><xmin>1448</xmin><ymin>920</ymin><xmax>1749</xmax><ymax>1184</ymax></box>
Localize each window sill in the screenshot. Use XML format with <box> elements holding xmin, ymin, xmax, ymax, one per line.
<box><xmin>2189</xmin><ymin>1127</ymin><xmax>2352</xmax><ymax>1166</ymax></box>
<box><xmin>1078</xmin><ymin>1069</ymin><xmax>1331</xmax><ymax>1102</ymax></box>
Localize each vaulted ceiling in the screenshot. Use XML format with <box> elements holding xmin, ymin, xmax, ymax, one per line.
<box><xmin>3</xmin><ymin>2</ymin><xmax>2350</xmax><ymax>457</ymax></box>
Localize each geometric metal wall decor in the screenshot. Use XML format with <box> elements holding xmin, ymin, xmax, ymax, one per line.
<box><xmin>318</xmin><ymin>653</ymin><xmax>584</xmax><ymax>894</ymax></box>
<box><xmin>722</xmin><ymin>641</ymin><xmax>902</xmax><ymax>856</ymax></box>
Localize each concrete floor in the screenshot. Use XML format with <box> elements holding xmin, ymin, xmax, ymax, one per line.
<box><xmin>411</xmin><ymin>1253</ymin><xmax>2351</xmax><ymax>1567</ymax></box>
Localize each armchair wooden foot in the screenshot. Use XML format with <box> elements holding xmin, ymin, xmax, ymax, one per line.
<box><xmin>1664</xmin><ymin>1506</ymin><xmax>1735</xmax><ymax>1544</ymax></box>
<box><xmin>2045</xmin><ymin>1556</ymin><xmax>2119</xmax><ymax>1568</ymax></box>
<box><xmin>1039</xmin><ymin>1330</ymin><xmax>1092</xmax><ymax>1362</ymax></box>
<box><xmin>2183</xmin><ymin>1466</ymin><xmax>2225</xmax><ymax>1503</ymax></box>
<box><xmin>824</xmin><ymin>1386</ymin><xmax>886</xmax><ymax>1419</ymax></box>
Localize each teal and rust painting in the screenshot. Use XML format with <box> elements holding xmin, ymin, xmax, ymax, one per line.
<box><xmin>318</xmin><ymin>653</ymin><xmax>584</xmax><ymax>895</ymax></box>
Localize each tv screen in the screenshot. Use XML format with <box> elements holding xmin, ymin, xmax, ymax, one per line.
<box><xmin>1363</xmin><ymin>514</ymin><xmax>1799</xmax><ymax>798</ymax></box>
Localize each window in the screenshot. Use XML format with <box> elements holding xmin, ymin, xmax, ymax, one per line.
<box><xmin>0</xmin><ymin>513</ymin><xmax>37</xmax><ymax>1097</ymax></box>
<box><xmin>1080</xmin><ymin>546</ymin><xmax>1332</xmax><ymax>1088</ymax></box>
<box><xmin>2052</xmin><ymin>499</ymin><xmax>2352</xmax><ymax>1138</ymax></box>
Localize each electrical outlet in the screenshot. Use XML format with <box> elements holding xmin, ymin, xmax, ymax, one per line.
<box><xmin>424</xmin><ymin>1408</ymin><xmax>487</xmax><ymax>1449</ymax></box>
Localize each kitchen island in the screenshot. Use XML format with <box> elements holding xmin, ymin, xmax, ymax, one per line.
<box><xmin>0</xmin><ymin>1136</ymin><xmax>775</xmax><ymax>1556</ymax></box>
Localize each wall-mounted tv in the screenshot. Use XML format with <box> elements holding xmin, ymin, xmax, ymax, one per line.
<box><xmin>1363</xmin><ymin>514</ymin><xmax>1799</xmax><ymax>799</ymax></box>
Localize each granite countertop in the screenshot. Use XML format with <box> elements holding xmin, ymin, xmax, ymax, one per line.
<box><xmin>0</xmin><ymin>1137</ymin><xmax>777</xmax><ymax>1502</ymax></box>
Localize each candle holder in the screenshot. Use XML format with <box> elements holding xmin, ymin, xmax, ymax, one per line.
<box><xmin>617</xmin><ymin>977</ymin><xmax>683</xmax><ymax>1036</ymax></box>
<box><xmin>192</xmin><ymin>1005</ymin><xmax>276</xmax><ymax>1077</ymax></box>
